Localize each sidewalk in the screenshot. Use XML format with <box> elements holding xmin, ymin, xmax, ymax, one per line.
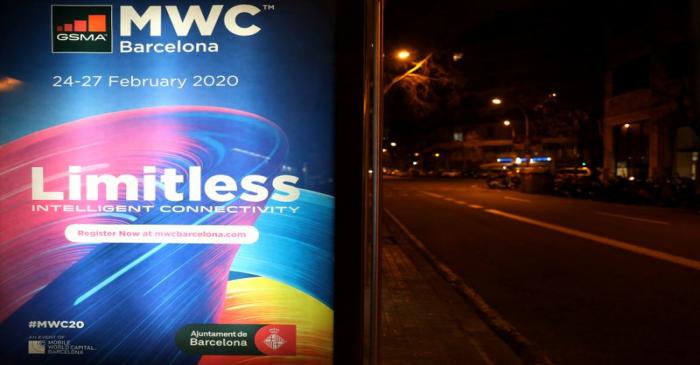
<box><xmin>380</xmin><ymin>214</ymin><xmax>524</xmax><ymax>365</ymax></box>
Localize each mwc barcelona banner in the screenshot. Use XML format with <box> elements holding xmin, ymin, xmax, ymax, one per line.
<box><xmin>0</xmin><ymin>1</ymin><xmax>336</xmax><ymax>364</ymax></box>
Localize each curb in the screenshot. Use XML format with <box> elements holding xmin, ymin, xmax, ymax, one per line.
<box><xmin>385</xmin><ymin>209</ymin><xmax>555</xmax><ymax>365</ymax></box>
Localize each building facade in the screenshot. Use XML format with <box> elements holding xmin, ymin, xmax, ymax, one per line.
<box><xmin>602</xmin><ymin>2</ymin><xmax>700</xmax><ymax>181</ymax></box>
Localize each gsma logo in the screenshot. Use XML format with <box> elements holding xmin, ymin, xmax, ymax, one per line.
<box><xmin>52</xmin><ymin>5</ymin><xmax>112</xmax><ymax>53</ymax></box>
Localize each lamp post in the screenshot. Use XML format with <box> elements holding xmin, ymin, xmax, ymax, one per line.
<box><xmin>384</xmin><ymin>49</ymin><xmax>432</xmax><ymax>93</ymax></box>
<box><xmin>503</xmin><ymin>120</ymin><xmax>515</xmax><ymax>139</ymax></box>
<box><xmin>492</xmin><ymin>97</ymin><xmax>531</xmax><ymax>148</ymax></box>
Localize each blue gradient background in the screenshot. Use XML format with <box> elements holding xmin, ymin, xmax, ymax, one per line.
<box><xmin>0</xmin><ymin>0</ymin><xmax>335</xmax><ymax>192</ymax></box>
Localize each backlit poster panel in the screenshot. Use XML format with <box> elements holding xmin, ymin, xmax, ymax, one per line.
<box><xmin>0</xmin><ymin>1</ymin><xmax>336</xmax><ymax>363</ymax></box>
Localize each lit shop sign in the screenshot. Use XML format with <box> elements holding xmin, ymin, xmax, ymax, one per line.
<box><xmin>496</xmin><ymin>156</ymin><xmax>552</xmax><ymax>164</ymax></box>
<box><xmin>1</xmin><ymin>1</ymin><xmax>336</xmax><ymax>364</ymax></box>
<box><xmin>52</xmin><ymin>4</ymin><xmax>265</xmax><ymax>53</ymax></box>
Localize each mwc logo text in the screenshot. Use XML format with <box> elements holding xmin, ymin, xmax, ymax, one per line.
<box><xmin>51</xmin><ymin>4</ymin><xmax>263</xmax><ymax>54</ymax></box>
<box><xmin>120</xmin><ymin>5</ymin><xmax>262</xmax><ymax>37</ymax></box>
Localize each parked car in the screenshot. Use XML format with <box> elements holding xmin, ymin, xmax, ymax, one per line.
<box><xmin>554</xmin><ymin>166</ymin><xmax>592</xmax><ymax>179</ymax></box>
<box><xmin>390</xmin><ymin>169</ymin><xmax>409</xmax><ymax>177</ymax></box>
<box><xmin>480</xmin><ymin>163</ymin><xmax>520</xmax><ymax>189</ymax></box>
<box><xmin>553</xmin><ymin>166</ymin><xmax>600</xmax><ymax>198</ymax></box>
<box><xmin>408</xmin><ymin>167</ymin><xmax>425</xmax><ymax>177</ymax></box>
<box><xmin>440</xmin><ymin>169</ymin><xmax>462</xmax><ymax>178</ymax></box>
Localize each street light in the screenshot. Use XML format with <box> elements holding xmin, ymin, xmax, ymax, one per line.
<box><xmin>390</xmin><ymin>141</ymin><xmax>397</xmax><ymax>147</ymax></box>
<box><xmin>491</xmin><ymin>97</ymin><xmax>530</xmax><ymax>145</ymax></box>
<box><xmin>503</xmin><ymin>120</ymin><xmax>515</xmax><ymax>139</ymax></box>
<box><xmin>434</xmin><ymin>153</ymin><xmax>440</xmax><ymax>157</ymax></box>
<box><xmin>396</xmin><ymin>50</ymin><xmax>410</xmax><ymax>60</ymax></box>
<box><xmin>385</xmin><ymin>50</ymin><xmax>432</xmax><ymax>93</ymax></box>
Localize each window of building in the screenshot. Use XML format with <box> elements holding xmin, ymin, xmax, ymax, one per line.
<box><xmin>453</xmin><ymin>131</ymin><xmax>464</xmax><ymax>142</ymax></box>
<box><xmin>674</xmin><ymin>126</ymin><xmax>700</xmax><ymax>180</ymax></box>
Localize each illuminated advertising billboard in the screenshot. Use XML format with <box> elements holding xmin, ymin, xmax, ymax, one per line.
<box><xmin>0</xmin><ymin>1</ymin><xmax>348</xmax><ymax>363</ymax></box>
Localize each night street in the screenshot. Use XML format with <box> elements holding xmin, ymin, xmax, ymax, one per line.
<box><xmin>384</xmin><ymin>177</ymin><xmax>700</xmax><ymax>365</ymax></box>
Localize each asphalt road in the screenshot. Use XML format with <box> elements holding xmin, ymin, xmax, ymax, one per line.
<box><xmin>383</xmin><ymin>177</ymin><xmax>700</xmax><ymax>365</ymax></box>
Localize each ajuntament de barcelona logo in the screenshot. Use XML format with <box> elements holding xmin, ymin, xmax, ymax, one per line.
<box><xmin>51</xmin><ymin>5</ymin><xmax>112</xmax><ymax>53</ymax></box>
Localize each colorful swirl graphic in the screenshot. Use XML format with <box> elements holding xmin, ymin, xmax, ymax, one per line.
<box><xmin>0</xmin><ymin>106</ymin><xmax>336</xmax><ymax>364</ymax></box>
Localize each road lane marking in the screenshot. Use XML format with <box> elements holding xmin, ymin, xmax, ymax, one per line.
<box><xmin>422</xmin><ymin>192</ymin><xmax>482</xmax><ymax>209</ymax></box>
<box><xmin>384</xmin><ymin>209</ymin><xmax>556</xmax><ymax>365</ymax></box>
<box><xmin>484</xmin><ymin>208</ymin><xmax>700</xmax><ymax>272</ymax></box>
<box><xmin>504</xmin><ymin>196</ymin><xmax>531</xmax><ymax>203</ymax></box>
<box><xmin>423</xmin><ymin>192</ymin><xmax>445</xmax><ymax>199</ymax></box>
<box><xmin>595</xmin><ymin>211</ymin><xmax>670</xmax><ymax>225</ymax></box>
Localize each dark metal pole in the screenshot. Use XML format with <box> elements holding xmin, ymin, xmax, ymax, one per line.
<box><xmin>369</xmin><ymin>1</ymin><xmax>384</xmax><ymax>364</ymax></box>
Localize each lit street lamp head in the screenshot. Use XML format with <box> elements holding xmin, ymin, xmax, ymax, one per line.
<box><xmin>503</xmin><ymin>120</ymin><xmax>511</xmax><ymax>126</ymax></box>
<box><xmin>491</xmin><ymin>98</ymin><xmax>502</xmax><ymax>105</ymax></box>
<box><xmin>396</xmin><ymin>50</ymin><xmax>410</xmax><ymax>60</ymax></box>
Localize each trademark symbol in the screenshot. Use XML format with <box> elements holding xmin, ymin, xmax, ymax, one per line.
<box><xmin>263</xmin><ymin>4</ymin><xmax>275</xmax><ymax>11</ymax></box>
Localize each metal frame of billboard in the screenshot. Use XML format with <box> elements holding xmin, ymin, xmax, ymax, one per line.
<box><xmin>333</xmin><ymin>0</ymin><xmax>383</xmax><ymax>364</ymax></box>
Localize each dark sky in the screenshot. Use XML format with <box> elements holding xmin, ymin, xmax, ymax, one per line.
<box><xmin>386</xmin><ymin>0</ymin><xmax>543</xmax><ymax>50</ymax></box>
<box><xmin>383</xmin><ymin>0</ymin><xmax>613</xmax><ymax>141</ymax></box>
<box><xmin>383</xmin><ymin>0</ymin><xmax>690</xmax><ymax>115</ymax></box>
<box><xmin>385</xmin><ymin>0</ymin><xmax>611</xmax><ymax>102</ymax></box>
